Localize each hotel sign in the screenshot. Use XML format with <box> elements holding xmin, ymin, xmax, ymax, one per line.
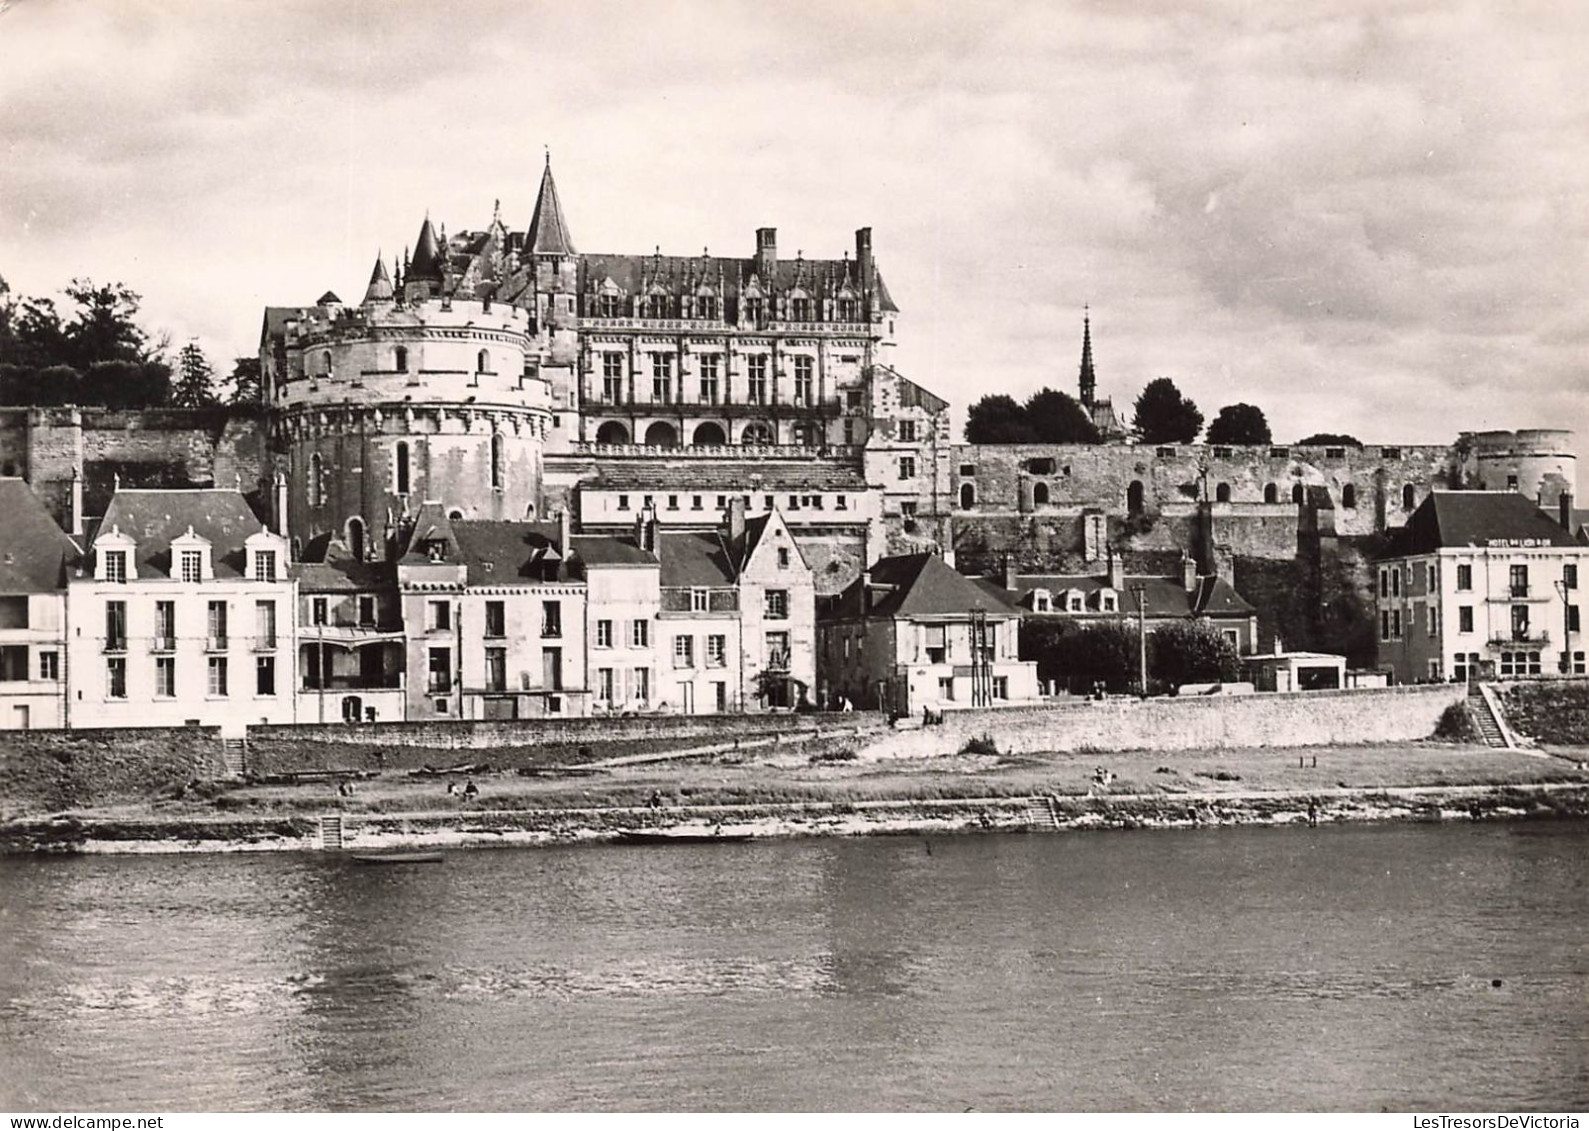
<box><xmin>1485</xmin><ymin>538</ymin><xmax>1549</xmax><ymax>548</ymax></box>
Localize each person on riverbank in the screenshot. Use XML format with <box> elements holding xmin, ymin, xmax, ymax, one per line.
<box><xmin>463</xmin><ymin>778</ymin><xmax>479</xmax><ymax>799</ymax></box>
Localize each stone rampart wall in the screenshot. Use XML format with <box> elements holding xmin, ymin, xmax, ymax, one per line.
<box><xmin>0</xmin><ymin>726</ymin><xmax>224</xmax><ymax>814</ymax></box>
<box><xmin>857</xmin><ymin>684</ymin><xmax>1466</xmax><ymax>760</ymax></box>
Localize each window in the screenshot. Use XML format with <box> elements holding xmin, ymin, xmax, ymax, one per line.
<box><xmin>181</xmin><ymin>550</ymin><xmax>204</xmax><ymax>583</ymax></box>
<box><xmin>925</xmin><ymin>624</ymin><xmax>947</xmax><ymax>664</ymax></box>
<box><xmin>632</xmin><ymin>667</ymin><xmax>650</xmax><ymax>703</ymax></box>
<box><xmin>1292</xmin><ymin>483</ymin><xmax>1304</xmax><ymax>505</ymax></box>
<box><xmin>632</xmin><ymin>620</ymin><xmax>649</xmax><ymax>648</ymax></box>
<box><xmin>1380</xmin><ymin>610</ymin><xmax>1390</xmax><ymax>641</ymax></box>
<box><xmin>0</xmin><ymin>646</ymin><xmax>26</xmax><ymax>682</ymax></box>
<box><xmin>1403</xmin><ymin>484</ymin><xmax>1416</xmax><ymax>509</ymax></box>
<box><xmin>766</xmin><ymin>631</ymin><xmax>790</xmax><ymax>669</ymax></box>
<box><xmin>154</xmin><ymin>601</ymin><xmax>175</xmax><ymax>650</ymax></box>
<box><xmin>358</xmin><ymin>596</ymin><xmax>376</xmax><ymax>627</ymax></box>
<box><xmin>1459</xmin><ymin>606</ymin><xmax>1474</xmax><ymax>633</ymax></box>
<box><xmin>777</xmin><ymin>547</ymin><xmax>790</xmax><ymax>569</ymax></box>
<box><xmin>1391</xmin><ymin>610</ymin><xmax>1401</xmax><ymax>638</ymax></box>
<box><xmin>650</xmin><ymin>352</ymin><xmax>673</xmax><ymax>403</ymax></box>
<box><xmin>542</xmin><ymin>601</ymin><xmax>562</xmax><ymax>638</ymax></box>
<box><xmin>707</xmin><ymin>634</ymin><xmax>727</xmax><ymax>667</ymax></box>
<box><xmin>692</xmin><ymin>495</ymin><xmax>703</xmax><ymax>511</ymax></box>
<box><xmin>255</xmin><ymin>601</ymin><xmax>277</xmax><ymax>648</ymax></box>
<box><xmin>673</xmin><ymin>635</ymin><xmax>695</xmax><ymax>669</ymax></box>
<box><xmin>1511</xmin><ymin>605</ymin><xmax>1530</xmax><ymax>640</ymax></box>
<box><xmin>699</xmin><ymin>354</ymin><xmax>721</xmax><ymax>404</ymax></box>
<box><xmin>1500</xmin><ymin>650</ymin><xmax>1541</xmax><ymax>677</ymax></box>
<box><xmin>476</xmin><ymin>349</ymin><xmax>491</xmax><ymax>375</ymax></box>
<box><xmin>898</xmin><ymin>420</ymin><xmax>917</xmax><ymax>443</ymax></box>
<box><xmin>1509</xmin><ymin>564</ymin><xmax>1529</xmax><ymax>598</ymax></box>
<box><xmin>311</xmin><ymin>597</ymin><xmax>328</xmax><ymax>626</ymax></box>
<box><xmin>1215</xmin><ymin>482</ymin><xmax>1232</xmax><ymax>503</ymax></box>
<box><xmin>485</xmin><ymin>647</ymin><xmax>506</xmax><ymax>692</ymax></box>
<box><xmin>938</xmin><ymin>676</ymin><xmax>955</xmax><ymax>701</ymax></box>
<box><xmin>748</xmin><ymin>356</ymin><xmax>769</xmax><ymax>404</ymax></box>
<box><xmin>617</xmin><ymin>494</ymin><xmax>630</xmax><ymax>511</ymax></box>
<box><xmin>1341</xmin><ymin>484</ymin><xmax>1357</xmax><ymax>508</ymax></box>
<box><xmin>666</xmin><ymin>494</ymin><xmax>679</xmax><ymax>511</ymax></box>
<box><xmin>690</xmin><ymin>588</ymin><xmax>709</xmax><ymax>613</ymax></box>
<box><xmin>743</xmin><ymin>297</ymin><xmax>764</xmax><ymax>324</ymax></box>
<box><xmin>426</xmin><ymin>601</ymin><xmax>451</xmax><ymax>632</ymax></box>
<box><xmin>898</xmin><ymin>456</ymin><xmax>916</xmax><ymax>480</ymax></box>
<box><xmin>39</xmin><ymin>651</ymin><xmax>58</xmax><ymax>681</ymax></box>
<box><xmin>1569</xmin><ymin>606</ymin><xmax>1581</xmax><ymax>633</ymax></box>
<box><xmin>208</xmin><ymin>656</ymin><xmax>229</xmax><ymax>697</ymax></box>
<box><xmin>207</xmin><ymin>601</ymin><xmax>227</xmax><ymax>649</ymax></box>
<box><xmin>1507</xmin><ymin>475</ymin><xmax>1519</xmax><ymax>491</ymax></box>
<box><xmin>1456</xmin><ymin>564</ymin><xmax>1473</xmax><ymax>591</ymax></box>
<box><xmin>765</xmin><ymin>590</ymin><xmax>789</xmax><ymax>620</ymax></box>
<box><xmin>256</xmin><ymin>655</ymin><xmax>276</xmax><ymax>696</ymax></box>
<box><xmin>484</xmin><ymin>600</ymin><xmax>505</xmax><ymax>638</ymax></box>
<box><xmin>107</xmin><ymin>657</ymin><xmax>126</xmax><ymax>699</ymax></box>
<box><xmin>1427</xmin><ymin>604</ymin><xmax>1438</xmax><ymax>636</ymax></box>
<box><xmin>394</xmin><ymin>346</ymin><xmax>408</xmax><ymax>372</ymax></box>
<box><xmin>1100</xmin><ymin>592</ymin><xmax>1118</xmax><ymax>613</ymax></box>
<box><xmin>597</xmin><ymin>667</ymin><xmax>615</xmax><ymax>702</ymax></box>
<box><xmin>1212</xmin><ymin>446</ymin><xmax>1232</xmax><ymax>459</ymax></box>
<box><xmin>427</xmin><ymin>648</ymin><xmax>451</xmax><ymax>694</ymax></box>
<box><xmin>1427</xmin><ymin>563</ymin><xmax>1437</xmax><ymax>592</ymax></box>
<box><xmin>105</xmin><ymin>601</ymin><xmax>127</xmax><ymax>651</ymax></box>
<box><xmin>490</xmin><ymin>432</ymin><xmax>504</xmax><ymax>490</ymax></box>
<box><xmin>793</xmin><ymin>356</ymin><xmax>814</xmax><ymax>404</ymax></box>
<box><xmin>1391</xmin><ymin>569</ymin><xmax>1400</xmax><ymax>598</ymax></box>
<box><xmin>596</xmin><ymin>619</ymin><xmax>613</xmax><ymax>648</ymax></box>
<box><xmin>104</xmin><ymin>550</ymin><xmax>127</xmax><ymax>584</ymax></box>
<box><xmin>791</xmin><ymin>295</ymin><xmax>812</xmax><ymax>322</ymax></box>
<box><xmin>1566</xmin><ymin>564</ymin><xmax>1579</xmax><ymax>590</ymax></box>
<box><xmin>1264</xmin><ymin>484</ymin><xmax>1278</xmax><ymax>504</ymax></box>
<box><xmin>1033</xmin><ymin>483</ymin><xmax>1050</xmax><ymax>506</ymax></box>
<box><xmin>602</xmin><ymin>353</ymin><xmax>625</xmax><ymax>403</ymax></box>
<box><xmin>597</xmin><ymin>293</ymin><xmax>621</xmax><ymax>318</ymax></box>
<box><xmin>395</xmin><ymin>441</ymin><xmax>411</xmax><ymax>496</ymax></box>
<box><xmin>993</xmin><ymin>676</ymin><xmax>1009</xmax><ymax>701</ymax></box>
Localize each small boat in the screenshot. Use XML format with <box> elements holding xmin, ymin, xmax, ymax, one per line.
<box><xmin>349</xmin><ymin>851</ymin><xmax>446</xmax><ymax>865</ymax></box>
<box><xmin>616</xmin><ymin>828</ymin><xmax>754</xmax><ymax>845</ymax></box>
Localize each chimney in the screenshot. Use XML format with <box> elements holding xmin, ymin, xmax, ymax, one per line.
<box><xmin>69</xmin><ymin>467</ymin><xmax>84</xmax><ymax>537</ymax></box>
<box><xmin>1002</xmin><ymin>552</ymin><xmax>1018</xmax><ymax>592</ymax></box>
<box><xmin>273</xmin><ymin>471</ymin><xmax>289</xmax><ymax>540</ymax></box>
<box><xmin>559</xmin><ymin>506</ymin><xmax>572</xmax><ymax>557</ymax></box>
<box><xmin>860</xmin><ymin>569</ymin><xmax>872</xmax><ymax>614</ymax></box>
<box><xmin>1182</xmin><ymin>551</ymin><xmax>1198</xmax><ymax>593</ymax></box>
<box><xmin>855</xmin><ymin>227</ymin><xmax>873</xmax><ymax>287</ymax></box>
<box><xmin>728</xmin><ymin>495</ymin><xmax>747</xmax><ymax>550</ymax></box>
<box><xmin>755</xmin><ymin>227</ymin><xmax>777</xmax><ymax>280</ymax></box>
<box><xmin>636</xmin><ymin>501</ymin><xmax>658</xmax><ymax>554</ymax></box>
<box><xmin>1107</xmin><ymin>546</ymin><xmax>1125</xmax><ymax>591</ymax></box>
<box><xmin>1562</xmin><ymin>491</ymin><xmax>1574</xmax><ymax>531</ymax></box>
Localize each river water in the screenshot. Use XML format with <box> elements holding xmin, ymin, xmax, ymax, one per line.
<box><xmin>1</xmin><ymin>822</ymin><xmax>1586</xmax><ymax>1112</ymax></box>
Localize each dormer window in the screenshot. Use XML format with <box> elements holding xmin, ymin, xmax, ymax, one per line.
<box><xmin>180</xmin><ymin>550</ymin><xmax>204</xmax><ymax>583</ymax></box>
<box><xmin>1098</xmin><ymin>591</ymin><xmax>1119</xmax><ymax>613</ymax></box>
<box><xmin>690</xmin><ymin>588</ymin><xmax>709</xmax><ymax>612</ymax></box>
<box><xmin>105</xmin><ymin>551</ymin><xmax>127</xmax><ymax>584</ymax></box>
<box><xmin>1068</xmin><ymin>593</ymin><xmax>1084</xmax><ymax>613</ymax></box>
<box><xmin>427</xmin><ymin>541</ymin><xmax>446</xmax><ymax>563</ymax></box>
<box><xmin>1033</xmin><ymin>589</ymin><xmax>1051</xmax><ymax>613</ymax></box>
<box><xmin>254</xmin><ymin>550</ymin><xmax>277</xmax><ymax>583</ymax></box>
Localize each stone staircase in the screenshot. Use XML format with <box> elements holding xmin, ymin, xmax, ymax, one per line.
<box><xmin>1024</xmin><ymin>796</ymin><xmax>1059</xmax><ymax>830</ymax></box>
<box><xmin>318</xmin><ymin>814</ymin><xmax>345</xmax><ymax>851</ymax></box>
<box><xmin>220</xmin><ymin>737</ymin><xmax>248</xmax><ymax>778</ymax></box>
<box><xmin>1467</xmin><ymin>685</ymin><xmax>1509</xmax><ymax>748</ymax></box>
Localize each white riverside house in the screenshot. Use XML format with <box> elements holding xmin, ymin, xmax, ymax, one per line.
<box><xmin>0</xmin><ymin>478</ymin><xmax>79</xmax><ymax>730</ymax></box>
<box><xmin>66</xmin><ymin>489</ymin><xmax>296</xmax><ymax>735</ymax></box>
<box><xmin>1375</xmin><ymin>491</ymin><xmax>1588</xmax><ymax>684</ymax></box>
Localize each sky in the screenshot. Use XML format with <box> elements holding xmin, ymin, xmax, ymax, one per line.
<box><xmin>1</xmin><ymin>0</ymin><xmax>1586</xmax><ymax>451</ymax></box>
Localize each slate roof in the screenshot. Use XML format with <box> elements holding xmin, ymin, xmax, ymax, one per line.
<box><xmin>657</xmin><ymin>530</ymin><xmax>735</xmax><ymax>588</ymax></box>
<box><xmin>589</xmin><ymin>463</ymin><xmax>867</xmax><ymax>492</ymax></box>
<box><xmin>449</xmin><ymin>520</ymin><xmax>573</xmax><ymax>584</ymax></box>
<box><xmin>96</xmin><ymin>489</ymin><xmax>268</xmax><ymax>579</ymax></box>
<box><xmin>408</xmin><ymin>217</ymin><xmax>445</xmax><ymax>282</ymax></box>
<box><xmin>1001</xmin><ymin>573</ymin><xmax>1255</xmax><ymax>619</ymax></box>
<box><xmin>526</xmin><ymin>161</ymin><xmax>576</xmax><ymax>256</ymax></box>
<box><xmin>821</xmin><ymin>554</ymin><xmax>1022</xmax><ymax>621</ymax></box>
<box><xmin>292</xmin><ymin>557</ymin><xmax>395</xmax><ymax>592</ymax></box>
<box><xmin>363</xmin><ymin>256</ymin><xmax>394</xmax><ymax>303</ymax></box>
<box><xmin>1384</xmin><ymin>491</ymin><xmax>1581</xmax><ymax>557</ymax></box>
<box><xmin>569</xmin><ymin>533</ymin><xmax>657</xmax><ymax>568</ymax></box>
<box><xmin>396</xmin><ymin>501</ymin><xmax>460</xmax><ymax>565</ymax></box>
<box><xmin>0</xmin><ymin>479</ymin><xmax>79</xmax><ymax>593</ymax></box>
<box><xmin>882</xmin><ymin>365</ymin><xmax>949</xmax><ymax>415</ymax></box>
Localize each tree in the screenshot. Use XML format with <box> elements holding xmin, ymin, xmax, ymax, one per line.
<box><xmin>965</xmin><ymin>394</ymin><xmax>1037</xmax><ymax>444</ymax></box>
<box><xmin>1132</xmin><ymin>377</ymin><xmax>1203</xmax><ymax>444</ymax></box>
<box><xmin>1205</xmin><ymin>403</ymin><xmax>1272</xmax><ymax>445</ymax></box>
<box><xmin>63</xmin><ymin>278</ymin><xmax>149</xmax><ymax>369</ymax></box>
<box><xmin>1149</xmin><ymin>620</ymin><xmax>1241</xmax><ymax>688</ymax></box>
<box><xmin>171</xmin><ymin>342</ymin><xmax>217</xmax><ymax>408</ymax></box>
<box><xmin>1025</xmin><ymin>388</ymin><xmax>1100</xmax><ymax>444</ymax></box>
<box><xmin>1020</xmin><ymin>619</ymin><xmax>1137</xmax><ymax>694</ymax></box>
<box><xmin>1296</xmin><ymin>432</ymin><xmax>1362</xmax><ymax>447</ymax></box>
<box><xmin>228</xmin><ymin>357</ymin><xmax>263</xmax><ymax>406</ymax></box>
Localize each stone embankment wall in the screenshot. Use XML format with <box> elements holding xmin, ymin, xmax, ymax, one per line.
<box><xmin>0</xmin><ymin>726</ymin><xmax>224</xmax><ymax>815</ymax></box>
<box><xmin>246</xmin><ymin>712</ymin><xmax>887</xmax><ymax>775</ymax></box>
<box><xmin>1496</xmin><ymin>680</ymin><xmax>1589</xmax><ymax>748</ymax></box>
<box><xmin>859</xmin><ymin>685</ymin><xmax>1467</xmax><ymax>760</ymax></box>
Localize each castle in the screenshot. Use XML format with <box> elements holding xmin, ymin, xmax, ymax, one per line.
<box><xmin>0</xmin><ymin>159</ymin><xmax>1577</xmax><ymax>666</ymax></box>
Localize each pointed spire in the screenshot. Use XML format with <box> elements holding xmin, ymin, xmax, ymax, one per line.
<box><xmin>409</xmin><ymin>216</ymin><xmax>444</xmax><ymax>282</ymax></box>
<box><xmin>526</xmin><ymin>156</ymin><xmax>575</xmax><ymax>256</ymax></box>
<box><xmin>363</xmin><ymin>252</ymin><xmax>394</xmax><ymax>303</ymax></box>
<box><xmin>1078</xmin><ymin>305</ymin><xmax>1097</xmax><ymax>408</ymax></box>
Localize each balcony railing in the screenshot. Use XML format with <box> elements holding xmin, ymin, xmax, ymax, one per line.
<box><xmin>149</xmin><ymin>636</ymin><xmax>176</xmax><ymax>653</ymax></box>
<box><xmin>104</xmin><ymin>638</ymin><xmax>127</xmax><ymax>654</ymax></box>
<box><xmin>253</xmin><ymin>636</ymin><xmax>277</xmax><ymax>652</ymax></box>
<box><xmin>301</xmin><ymin>675</ymin><xmax>404</xmax><ymax>692</ymax></box>
<box><xmin>206</xmin><ymin>636</ymin><xmax>229</xmax><ymax>652</ymax></box>
<box><xmin>1510</xmin><ymin>584</ymin><xmax>1531</xmax><ymax>598</ymax></box>
<box><xmin>426</xmin><ymin>678</ymin><xmax>452</xmax><ymax>694</ymax></box>
<box><xmin>1491</xmin><ymin>630</ymin><xmax>1549</xmax><ymax>648</ymax></box>
<box><xmin>766</xmin><ymin>651</ymin><xmax>791</xmax><ymax>671</ymax></box>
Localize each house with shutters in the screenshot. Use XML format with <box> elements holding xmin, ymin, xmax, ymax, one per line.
<box><xmin>0</xmin><ymin>478</ymin><xmax>80</xmax><ymax>730</ymax></box>
<box><xmin>66</xmin><ymin>488</ymin><xmax>296</xmax><ymax>734</ymax></box>
<box><xmin>817</xmin><ymin>552</ymin><xmax>1039</xmax><ymax>715</ymax></box>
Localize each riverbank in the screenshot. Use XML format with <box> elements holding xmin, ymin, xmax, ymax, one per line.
<box><xmin>5</xmin><ymin>739</ymin><xmax>1588</xmax><ymax>854</ymax></box>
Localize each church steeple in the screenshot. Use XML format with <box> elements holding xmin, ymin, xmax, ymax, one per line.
<box><xmin>1078</xmin><ymin>305</ymin><xmax>1096</xmax><ymax>408</ymax></box>
<box><xmin>525</xmin><ymin>153</ymin><xmax>575</xmax><ymax>256</ymax></box>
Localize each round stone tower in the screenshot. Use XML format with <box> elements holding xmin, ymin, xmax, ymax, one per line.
<box><xmin>1458</xmin><ymin>429</ymin><xmax>1578</xmax><ymax>507</ymax></box>
<box><xmin>268</xmin><ymin>242</ymin><xmax>553</xmax><ymax>559</ymax></box>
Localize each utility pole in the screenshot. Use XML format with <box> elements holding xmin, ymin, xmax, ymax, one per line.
<box><xmin>1132</xmin><ymin>585</ymin><xmax>1148</xmax><ymax>697</ymax></box>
